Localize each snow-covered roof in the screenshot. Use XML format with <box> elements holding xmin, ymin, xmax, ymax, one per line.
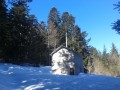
<box><xmin>50</xmin><ymin>45</ymin><xmax>67</xmax><ymax>56</ymax></box>
<box><xmin>50</xmin><ymin>45</ymin><xmax>80</xmax><ymax>56</ymax></box>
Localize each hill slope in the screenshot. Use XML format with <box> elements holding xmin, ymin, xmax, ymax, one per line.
<box><xmin>0</xmin><ymin>63</ymin><xmax>120</xmax><ymax>90</ymax></box>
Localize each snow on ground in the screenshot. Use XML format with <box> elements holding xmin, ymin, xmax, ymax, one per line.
<box><xmin>0</xmin><ymin>63</ymin><xmax>120</xmax><ymax>90</ymax></box>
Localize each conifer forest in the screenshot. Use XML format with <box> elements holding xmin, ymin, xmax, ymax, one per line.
<box><xmin>0</xmin><ymin>0</ymin><xmax>120</xmax><ymax>77</ymax></box>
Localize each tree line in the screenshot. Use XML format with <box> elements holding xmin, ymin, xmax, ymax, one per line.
<box><xmin>88</xmin><ymin>1</ymin><xmax>120</xmax><ymax>77</ymax></box>
<box><xmin>0</xmin><ymin>0</ymin><xmax>120</xmax><ymax>77</ymax></box>
<box><xmin>0</xmin><ymin>0</ymin><xmax>90</xmax><ymax>67</ymax></box>
<box><xmin>88</xmin><ymin>43</ymin><xmax>120</xmax><ymax>77</ymax></box>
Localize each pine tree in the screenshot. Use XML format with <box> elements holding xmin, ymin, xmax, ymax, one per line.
<box><xmin>7</xmin><ymin>1</ymin><xmax>31</xmax><ymax>63</ymax></box>
<box><xmin>70</xmin><ymin>25</ymin><xmax>81</xmax><ymax>50</ymax></box>
<box><xmin>60</xmin><ymin>12</ymin><xmax>91</xmax><ymax>68</ymax></box>
<box><xmin>102</xmin><ymin>45</ymin><xmax>109</xmax><ymax>67</ymax></box>
<box><xmin>27</xmin><ymin>19</ymin><xmax>49</xmax><ymax>66</ymax></box>
<box><xmin>112</xmin><ymin>2</ymin><xmax>120</xmax><ymax>34</ymax></box>
<box><xmin>61</xmin><ymin>12</ymin><xmax>75</xmax><ymax>47</ymax></box>
<box><xmin>102</xmin><ymin>45</ymin><xmax>107</xmax><ymax>59</ymax></box>
<box><xmin>70</xmin><ymin>25</ymin><xmax>91</xmax><ymax>67</ymax></box>
<box><xmin>87</xmin><ymin>46</ymin><xmax>100</xmax><ymax>73</ymax></box>
<box><xmin>38</xmin><ymin>21</ymin><xmax>50</xmax><ymax>65</ymax></box>
<box><xmin>0</xmin><ymin>0</ymin><xmax>9</xmax><ymax>58</ymax></box>
<box><xmin>110</xmin><ymin>43</ymin><xmax>118</xmax><ymax>56</ymax></box>
<box><xmin>109</xmin><ymin>43</ymin><xmax>119</xmax><ymax>66</ymax></box>
<box><xmin>78</xmin><ymin>31</ymin><xmax>91</xmax><ymax>67</ymax></box>
<box><xmin>8</xmin><ymin>1</ymin><xmax>48</xmax><ymax>65</ymax></box>
<box><xmin>47</xmin><ymin>7</ymin><xmax>61</xmax><ymax>50</ymax></box>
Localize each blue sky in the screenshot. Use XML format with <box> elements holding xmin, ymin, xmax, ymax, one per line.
<box><xmin>28</xmin><ymin>0</ymin><xmax>120</xmax><ymax>52</ymax></box>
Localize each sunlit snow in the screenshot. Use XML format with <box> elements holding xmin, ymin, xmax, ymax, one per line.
<box><xmin>0</xmin><ymin>63</ymin><xmax>120</xmax><ymax>90</ymax></box>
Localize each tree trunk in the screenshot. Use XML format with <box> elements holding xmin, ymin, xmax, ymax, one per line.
<box><xmin>66</xmin><ymin>32</ymin><xmax>68</xmax><ymax>48</ymax></box>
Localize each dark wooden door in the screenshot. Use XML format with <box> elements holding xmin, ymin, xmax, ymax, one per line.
<box><xmin>70</xmin><ymin>68</ymin><xmax>74</xmax><ymax>75</ymax></box>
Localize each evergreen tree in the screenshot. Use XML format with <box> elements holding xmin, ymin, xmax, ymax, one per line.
<box><xmin>112</xmin><ymin>1</ymin><xmax>120</xmax><ymax>34</ymax></box>
<box><xmin>27</xmin><ymin>20</ymin><xmax>49</xmax><ymax>66</ymax></box>
<box><xmin>39</xmin><ymin>21</ymin><xmax>48</xmax><ymax>38</ymax></box>
<box><xmin>87</xmin><ymin>46</ymin><xmax>100</xmax><ymax>73</ymax></box>
<box><xmin>61</xmin><ymin>12</ymin><xmax>75</xmax><ymax>47</ymax></box>
<box><xmin>38</xmin><ymin>21</ymin><xmax>50</xmax><ymax>65</ymax></box>
<box><xmin>109</xmin><ymin>43</ymin><xmax>119</xmax><ymax>66</ymax></box>
<box><xmin>102</xmin><ymin>45</ymin><xmax>109</xmax><ymax>67</ymax></box>
<box><xmin>78</xmin><ymin>31</ymin><xmax>91</xmax><ymax>67</ymax></box>
<box><xmin>102</xmin><ymin>45</ymin><xmax>107</xmax><ymax>59</ymax></box>
<box><xmin>61</xmin><ymin>12</ymin><xmax>90</xmax><ymax>68</ymax></box>
<box><xmin>110</xmin><ymin>43</ymin><xmax>118</xmax><ymax>56</ymax></box>
<box><xmin>7</xmin><ymin>1</ymin><xmax>48</xmax><ymax>65</ymax></box>
<box><xmin>0</xmin><ymin>0</ymin><xmax>9</xmax><ymax>58</ymax></box>
<box><xmin>7</xmin><ymin>1</ymin><xmax>31</xmax><ymax>63</ymax></box>
<box><xmin>70</xmin><ymin>25</ymin><xmax>91</xmax><ymax>67</ymax></box>
<box><xmin>47</xmin><ymin>7</ymin><xmax>61</xmax><ymax>50</ymax></box>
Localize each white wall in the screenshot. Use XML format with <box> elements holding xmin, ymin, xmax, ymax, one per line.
<box><xmin>51</xmin><ymin>48</ymin><xmax>84</xmax><ymax>75</ymax></box>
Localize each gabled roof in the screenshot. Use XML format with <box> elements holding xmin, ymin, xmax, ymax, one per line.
<box><xmin>50</xmin><ymin>44</ymin><xmax>82</xmax><ymax>57</ymax></box>
<box><xmin>50</xmin><ymin>45</ymin><xmax>67</xmax><ymax>56</ymax></box>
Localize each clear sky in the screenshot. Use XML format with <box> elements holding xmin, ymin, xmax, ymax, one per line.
<box><xmin>28</xmin><ymin>0</ymin><xmax>120</xmax><ymax>52</ymax></box>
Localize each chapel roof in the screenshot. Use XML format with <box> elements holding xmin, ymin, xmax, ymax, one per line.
<box><xmin>50</xmin><ymin>45</ymin><xmax>67</xmax><ymax>56</ymax></box>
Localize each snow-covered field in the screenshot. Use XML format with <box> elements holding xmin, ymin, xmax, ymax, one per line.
<box><xmin>0</xmin><ymin>63</ymin><xmax>120</xmax><ymax>90</ymax></box>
